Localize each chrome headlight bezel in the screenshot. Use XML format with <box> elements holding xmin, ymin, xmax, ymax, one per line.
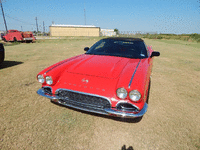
<box><xmin>129</xmin><ymin>90</ymin><xmax>141</xmax><ymax>102</ymax></box>
<box><xmin>46</xmin><ymin>76</ymin><xmax>53</xmax><ymax>85</ymax></box>
<box><xmin>116</xmin><ymin>88</ymin><xmax>128</xmax><ymax>99</ymax></box>
<box><xmin>37</xmin><ymin>74</ymin><xmax>45</xmax><ymax>83</ymax></box>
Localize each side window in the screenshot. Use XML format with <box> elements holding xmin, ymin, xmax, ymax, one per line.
<box><xmin>95</xmin><ymin>41</ymin><xmax>106</xmax><ymax>50</ymax></box>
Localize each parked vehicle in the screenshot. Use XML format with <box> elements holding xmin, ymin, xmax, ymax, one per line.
<box><xmin>2</xmin><ymin>30</ymin><xmax>35</xmax><ymax>42</ymax></box>
<box><xmin>0</xmin><ymin>43</ymin><xmax>5</xmax><ymax>64</ymax></box>
<box><xmin>37</xmin><ymin>37</ymin><xmax>160</xmax><ymax>119</ymax></box>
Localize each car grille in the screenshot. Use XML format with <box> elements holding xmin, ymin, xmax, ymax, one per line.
<box><xmin>56</xmin><ymin>89</ymin><xmax>111</xmax><ymax>112</ymax></box>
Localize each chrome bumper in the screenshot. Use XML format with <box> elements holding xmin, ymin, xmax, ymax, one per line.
<box><xmin>23</xmin><ymin>38</ymin><xmax>33</xmax><ymax>40</ymax></box>
<box><xmin>37</xmin><ymin>88</ymin><xmax>148</xmax><ymax>118</ymax></box>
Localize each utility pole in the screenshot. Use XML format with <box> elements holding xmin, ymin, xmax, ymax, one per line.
<box><xmin>84</xmin><ymin>9</ymin><xmax>86</xmax><ymax>25</ymax></box>
<box><xmin>35</xmin><ymin>17</ymin><xmax>38</xmax><ymax>33</ymax></box>
<box><xmin>43</xmin><ymin>21</ymin><xmax>45</xmax><ymax>34</ymax></box>
<box><xmin>0</xmin><ymin>0</ymin><xmax>8</xmax><ymax>32</ymax></box>
<box><xmin>84</xmin><ymin>1</ymin><xmax>86</xmax><ymax>25</ymax></box>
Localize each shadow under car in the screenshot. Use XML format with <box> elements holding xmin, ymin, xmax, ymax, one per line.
<box><xmin>0</xmin><ymin>60</ymin><xmax>24</xmax><ymax>69</ymax></box>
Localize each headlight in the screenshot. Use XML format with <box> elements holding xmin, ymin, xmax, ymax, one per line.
<box><xmin>37</xmin><ymin>75</ymin><xmax>44</xmax><ymax>83</ymax></box>
<box><xmin>116</xmin><ymin>88</ymin><xmax>128</xmax><ymax>99</ymax></box>
<box><xmin>46</xmin><ymin>76</ymin><xmax>53</xmax><ymax>85</ymax></box>
<box><xmin>129</xmin><ymin>90</ymin><xmax>141</xmax><ymax>102</ymax></box>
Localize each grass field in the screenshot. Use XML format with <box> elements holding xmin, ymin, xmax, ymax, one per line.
<box><xmin>0</xmin><ymin>37</ymin><xmax>200</xmax><ymax>150</ymax></box>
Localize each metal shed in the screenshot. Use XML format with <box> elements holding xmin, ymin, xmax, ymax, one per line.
<box><xmin>49</xmin><ymin>24</ymin><xmax>100</xmax><ymax>37</ymax></box>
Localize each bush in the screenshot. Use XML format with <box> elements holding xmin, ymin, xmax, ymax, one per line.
<box><xmin>156</xmin><ymin>35</ymin><xmax>163</xmax><ymax>39</ymax></box>
<box><xmin>143</xmin><ymin>33</ymin><xmax>200</xmax><ymax>42</ymax></box>
<box><xmin>189</xmin><ymin>34</ymin><xmax>200</xmax><ymax>42</ymax></box>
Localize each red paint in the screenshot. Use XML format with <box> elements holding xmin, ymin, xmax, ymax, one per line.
<box><xmin>37</xmin><ymin>46</ymin><xmax>156</xmax><ymax>111</ymax></box>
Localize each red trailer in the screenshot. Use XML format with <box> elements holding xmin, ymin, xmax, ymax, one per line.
<box><xmin>2</xmin><ymin>30</ymin><xmax>36</xmax><ymax>42</ymax></box>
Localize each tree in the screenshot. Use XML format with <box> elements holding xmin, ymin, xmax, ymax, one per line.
<box><xmin>114</xmin><ymin>28</ymin><xmax>119</xmax><ymax>35</ymax></box>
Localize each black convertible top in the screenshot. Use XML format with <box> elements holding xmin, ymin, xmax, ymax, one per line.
<box><xmin>104</xmin><ymin>37</ymin><xmax>144</xmax><ymax>42</ymax></box>
<box><xmin>86</xmin><ymin>37</ymin><xmax>147</xmax><ymax>59</ymax></box>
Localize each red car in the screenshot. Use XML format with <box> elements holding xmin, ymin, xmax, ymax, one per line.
<box><xmin>37</xmin><ymin>38</ymin><xmax>160</xmax><ymax>118</ymax></box>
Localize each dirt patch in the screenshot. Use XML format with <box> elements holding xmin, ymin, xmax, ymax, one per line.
<box><xmin>0</xmin><ymin>38</ymin><xmax>199</xmax><ymax>149</ymax></box>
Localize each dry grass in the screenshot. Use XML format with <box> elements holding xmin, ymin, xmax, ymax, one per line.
<box><xmin>0</xmin><ymin>38</ymin><xmax>200</xmax><ymax>150</ymax></box>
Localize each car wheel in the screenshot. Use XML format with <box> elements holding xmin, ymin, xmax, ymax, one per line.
<box><xmin>13</xmin><ymin>37</ymin><xmax>17</xmax><ymax>42</ymax></box>
<box><xmin>0</xmin><ymin>43</ymin><xmax>5</xmax><ymax>64</ymax></box>
<box><xmin>2</xmin><ymin>38</ymin><xmax>6</xmax><ymax>42</ymax></box>
<box><xmin>119</xmin><ymin>115</ymin><xmax>143</xmax><ymax>123</ymax></box>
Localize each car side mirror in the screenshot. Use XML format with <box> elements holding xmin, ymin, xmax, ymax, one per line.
<box><xmin>84</xmin><ymin>47</ymin><xmax>89</xmax><ymax>51</ymax></box>
<box><xmin>150</xmin><ymin>51</ymin><xmax>160</xmax><ymax>58</ymax></box>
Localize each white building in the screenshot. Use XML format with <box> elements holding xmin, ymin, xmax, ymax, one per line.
<box><xmin>101</xmin><ymin>29</ymin><xmax>116</xmax><ymax>37</ymax></box>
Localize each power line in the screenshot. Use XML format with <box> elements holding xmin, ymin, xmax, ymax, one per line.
<box><xmin>0</xmin><ymin>13</ymin><xmax>35</xmax><ymax>25</ymax></box>
<box><xmin>0</xmin><ymin>0</ymin><xmax>35</xmax><ymax>26</ymax></box>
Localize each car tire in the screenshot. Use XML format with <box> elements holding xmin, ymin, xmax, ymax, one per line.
<box><xmin>134</xmin><ymin>116</ymin><xmax>143</xmax><ymax>122</ymax></box>
<box><xmin>2</xmin><ymin>38</ymin><xmax>6</xmax><ymax>42</ymax></box>
<box><xmin>13</xmin><ymin>37</ymin><xmax>17</xmax><ymax>42</ymax></box>
<box><xmin>0</xmin><ymin>43</ymin><xmax>5</xmax><ymax>64</ymax></box>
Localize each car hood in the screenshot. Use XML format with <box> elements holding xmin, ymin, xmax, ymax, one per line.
<box><xmin>65</xmin><ymin>54</ymin><xmax>140</xmax><ymax>79</ymax></box>
<box><xmin>40</xmin><ymin>54</ymin><xmax>146</xmax><ymax>106</ymax></box>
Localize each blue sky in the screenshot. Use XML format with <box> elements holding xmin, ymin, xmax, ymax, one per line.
<box><xmin>0</xmin><ymin>0</ymin><xmax>199</xmax><ymax>34</ymax></box>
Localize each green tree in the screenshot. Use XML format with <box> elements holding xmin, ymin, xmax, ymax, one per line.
<box><xmin>114</xmin><ymin>28</ymin><xmax>119</xmax><ymax>35</ymax></box>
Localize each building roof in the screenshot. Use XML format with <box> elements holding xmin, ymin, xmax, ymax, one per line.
<box><xmin>50</xmin><ymin>24</ymin><xmax>98</xmax><ymax>28</ymax></box>
<box><xmin>101</xmin><ymin>29</ymin><xmax>115</xmax><ymax>31</ymax></box>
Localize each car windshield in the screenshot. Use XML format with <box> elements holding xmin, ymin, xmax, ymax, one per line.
<box><xmin>85</xmin><ymin>38</ymin><xmax>148</xmax><ymax>59</ymax></box>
